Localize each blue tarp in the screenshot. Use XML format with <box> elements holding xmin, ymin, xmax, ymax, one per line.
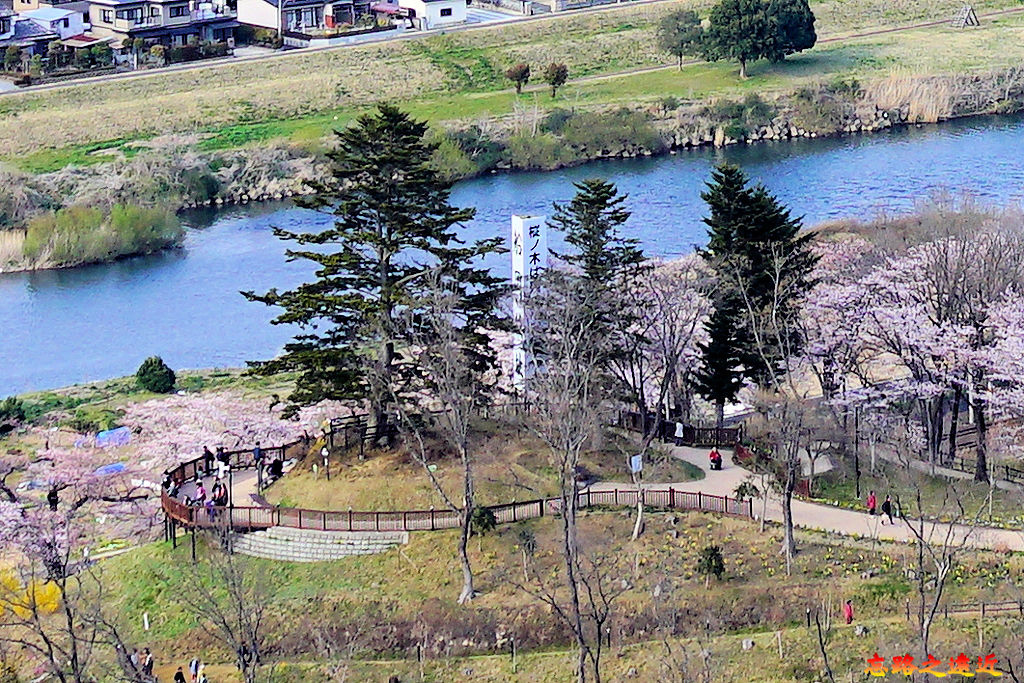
<box><xmin>95</xmin><ymin>426</ymin><xmax>131</xmax><ymax>449</ymax></box>
<box><xmin>93</xmin><ymin>463</ymin><xmax>126</xmax><ymax>476</ymax></box>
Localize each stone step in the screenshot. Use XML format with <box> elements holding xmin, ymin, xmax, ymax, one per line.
<box><xmin>229</xmin><ymin>527</ymin><xmax>407</xmax><ymax>563</ymax></box>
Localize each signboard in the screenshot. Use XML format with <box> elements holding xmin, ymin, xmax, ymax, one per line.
<box><xmin>629</xmin><ymin>454</ymin><xmax>643</xmax><ymax>474</ymax></box>
<box><xmin>510</xmin><ymin>214</ymin><xmax>547</xmax><ymax>391</ymax></box>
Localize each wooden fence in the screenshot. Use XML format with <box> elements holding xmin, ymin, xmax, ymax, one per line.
<box><xmin>162</xmin><ymin>486</ymin><xmax>753</xmax><ymax>532</ymax></box>
<box><xmin>946</xmin><ymin>453</ymin><xmax>1024</xmax><ymax>485</ymax></box>
<box><xmin>617</xmin><ymin>411</ymin><xmax>741</xmax><ymax>447</ymax></box>
<box><xmin>161</xmin><ymin>406</ymin><xmax>752</xmax><ymax>533</ymax></box>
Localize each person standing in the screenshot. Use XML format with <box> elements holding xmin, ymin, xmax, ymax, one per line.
<box><xmin>202</xmin><ymin>446</ymin><xmax>214</xmax><ymax>475</ymax></box>
<box><xmin>881</xmin><ymin>494</ymin><xmax>894</xmax><ymax>525</ymax></box>
<box><xmin>189</xmin><ymin>657</ymin><xmax>200</xmax><ymax>682</ymax></box>
<box><xmin>866</xmin><ymin>490</ymin><xmax>877</xmax><ymax>516</ymax></box>
<box><xmin>673</xmin><ymin>421</ymin><xmax>685</xmax><ymax>447</ymax></box>
<box><xmin>843</xmin><ymin>599</ymin><xmax>854</xmax><ymax>624</ymax></box>
<box><xmin>174</xmin><ymin>666</ymin><xmax>188</xmax><ymax>683</ymax></box>
<box><xmin>142</xmin><ymin>648</ymin><xmax>154</xmax><ymax>677</ymax></box>
<box><xmin>130</xmin><ymin>649</ymin><xmax>140</xmax><ymax>672</ymax></box>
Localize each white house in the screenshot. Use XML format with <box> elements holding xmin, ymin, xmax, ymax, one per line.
<box><xmin>21</xmin><ymin>5</ymin><xmax>85</xmax><ymax>38</ymax></box>
<box><xmin>238</xmin><ymin>0</ymin><xmax>368</xmax><ymax>34</ymax></box>
<box><xmin>397</xmin><ymin>0</ymin><xmax>464</xmax><ymax>29</ymax></box>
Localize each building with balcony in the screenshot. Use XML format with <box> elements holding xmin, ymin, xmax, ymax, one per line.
<box><xmin>87</xmin><ymin>0</ymin><xmax>236</xmax><ymax>47</ymax></box>
<box><xmin>238</xmin><ymin>0</ymin><xmax>369</xmax><ymax>36</ymax></box>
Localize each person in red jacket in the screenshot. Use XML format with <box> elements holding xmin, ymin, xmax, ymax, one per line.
<box><xmin>843</xmin><ymin>599</ymin><xmax>854</xmax><ymax>624</ymax></box>
<box><xmin>866</xmin><ymin>490</ymin><xmax>877</xmax><ymax>516</ymax></box>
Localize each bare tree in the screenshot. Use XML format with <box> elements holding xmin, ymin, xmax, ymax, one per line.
<box><xmin>174</xmin><ymin>527</ymin><xmax>268</xmax><ymax>683</ymax></box>
<box><xmin>391</xmin><ymin>276</ymin><xmax>503</xmax><ymax>604</ymax></box>
<box><xmin>524</xmin><ymin>270</ymin><xmax>617</xmax><ymax>683</ymax></box>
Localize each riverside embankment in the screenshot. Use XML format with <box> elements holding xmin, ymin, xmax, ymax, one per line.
<box><xmin>2</xmin><ymin>111</ymin><xmax>1024</xmax><ymax>395</ymax></box>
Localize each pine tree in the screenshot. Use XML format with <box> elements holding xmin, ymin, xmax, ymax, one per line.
<box><xmin>244</xmin><ymin>105</ymin><xmax>504</xmax><ymax>429</ymax></box>
<box><xmin>551</xmin><ymin>178</ymin><xmax>645</xmax><ymax>285</ymax></box>
<box><xmin>693</xmin><ymin>303</ymin><xmax>745</xmax><ymax>430</ymax></box>
<box><xmin>698</xmin><ymin>163</ymin><xmax>817</xmax><ymax>389</ymax></box>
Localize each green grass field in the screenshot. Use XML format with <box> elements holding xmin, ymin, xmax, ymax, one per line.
<box><xmin>4</xmin><ymin>0</ymin><xmax>1024</xmax><ymax>173</ymax></box>
<box><xmin>103</xmin><ymin>508</ymin><xmax>1024</xmax><ymax>681</ymax></box>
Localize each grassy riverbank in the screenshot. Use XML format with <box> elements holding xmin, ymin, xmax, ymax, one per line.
<box><xmin>3</xmin><ymin>0</ymin><xmax>1024</xmax><ymax>171</ymax></box>
<box><xmin>4</xmin><ymin>1</ymin><xmax>1024</xmax><ymax>271</ymax></box>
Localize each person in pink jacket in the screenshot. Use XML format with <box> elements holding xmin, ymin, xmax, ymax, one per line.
<box><xmin>866</xmin><ymin>490</ymin><xmax>877</xmax><ymax>516</ymax></box>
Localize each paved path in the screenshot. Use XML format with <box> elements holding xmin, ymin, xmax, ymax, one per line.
<box><xmin>183</xmin><ymin>443</ymin><xmax>1024</xmax><ymax>552</ymax></box>
<box><xmin>587</xmin><ymin>446</ymin><xmax>1024</xmax><ymax>551</ymax></box>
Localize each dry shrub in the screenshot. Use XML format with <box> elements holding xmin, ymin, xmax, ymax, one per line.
<box><xmin>865</xmin><ymin>72</ymin><xmax>953</xmax><ymax>123</ymax></box>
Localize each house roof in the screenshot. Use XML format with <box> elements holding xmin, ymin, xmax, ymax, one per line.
<box><xmin>260</xmin><ymin>0</ymin><xmax>330</xmax><ymax>9</ymax></box>
<box><xmin>0</xmin><ymin>5</ymin><xmax>14</xmax><ymax>17</ymax></box>
<box><xmin>0</xmin><ymin>16</ymin><xmax>58</xmax><ymax>44</ymax></box>
<box><xmin>89</xmin><ymin>0</ymin><xmax>147</xmax><ymax>7</ymax></box>
<box><xmin>21</xmin><ymin>6</ymin><xmax>76</xmax><ymax>20</ymax></box>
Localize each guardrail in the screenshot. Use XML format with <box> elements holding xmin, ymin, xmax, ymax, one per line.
<box><xmin>162</xmin><ymin>485</ymin><xmax>753</xmax><ymax>532</ymax></box>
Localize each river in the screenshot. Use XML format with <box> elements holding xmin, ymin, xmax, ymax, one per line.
<box><xmin>3</xmin><ymin>114</ymin><xmax>1024</xmax><ymax>395</ymax></box>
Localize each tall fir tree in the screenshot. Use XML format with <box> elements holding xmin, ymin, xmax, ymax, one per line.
<box><xmin>551</xmin><ymin>178</ymin><xmax>645</xmax><ymax>285</ymax></box>
<box><xmin>244</xmin><ymin>105</ymin><xmax>504</xmax><ymax>428</ymax></box>
<box><xmin>698</xmin><ymin>163</ymin><xmax>817</xmax><ymax>392</ymax></box>
<box><xmin>548</xmin><ymin>178</ymin><xmax>650</xmax><ymax>410</ymax></box>
<box><xmin>693</xmin><ymin>302</ymin><xmax>745</xmax><ymax>430</ymax></box>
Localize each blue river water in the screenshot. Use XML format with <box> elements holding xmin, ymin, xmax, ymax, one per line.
<box><xmin>2</xmin><ymin>114</ymin><xmax>1024</xmax><ymax>394</ymax></box>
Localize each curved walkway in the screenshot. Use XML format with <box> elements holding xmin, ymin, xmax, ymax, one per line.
<box><xmin>587</xmin><ymin>445</ymin><xmax>1024</xmax><ymax>551</ymax></box>
<box><xmin>165</xmin><ymin>433</ymin><xmax>1024</xmax><ymax>551</ymax></box>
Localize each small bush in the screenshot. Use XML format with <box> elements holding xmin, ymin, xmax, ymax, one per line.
<box><xmin>697</xmin><ymin>544</ymin><xmax>725</xmax><ymax>586</ymax></box>
<box><xmin>561</xmin><ymin>108</ymin><xmax>665</xmax><ymax>154</ymax></box>
<box><xmin>66</xmin><ymin>406</ymin><xmax>123</xmax><ymax>433</ymax></box>
<box><xmin>503</xmin><ymin>132</ymin><xmax>571</xmax><ymax>170</ymax></box>
<box><xmin>540</xmin><ymin>108</ymin><xmax>574</xmax><ymax>134</ymax></box>
<box><xmin>0</xmin><ymin>397</ymin><xmax>26</xmax><ymax>430</ymax></box>
<box><xmin>136</xmin><ymin>356</ymin><xmax>176</xmax><ymax>393</ymax></box>
<box><xmin>469</xmin><ymin>507</ymin><xmax>497</xmax><ymax>537</ymax></box>
<box><xmin>429</xmin><ymin>131</ymin><xmax>478</xmax><ymax>181</ymax></box>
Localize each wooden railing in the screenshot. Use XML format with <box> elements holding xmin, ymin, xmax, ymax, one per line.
<box><xmin>617</xmin><ymin>410</ymin><xmax>741</xmax><ymax>447</ymax></box>
<box><xmin>946</xmin><ymin>453</ymin><xmax>1024</xmax><ymax>484</ymax></box>
<box><xmin>161</xmin><ymin>406</ymin><xmax>752</xmax><ymax>533</ymax></box>
<box><xmin>162</xmin><ymin>486</ymin><xmax>753</xmax><ymax>531</ymax></box>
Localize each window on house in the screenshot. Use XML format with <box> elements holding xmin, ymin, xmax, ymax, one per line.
<box><xmin>151</xmin><ymin>6</ymin><xmax>160</xmax><ymax>15</ymax></box>
<box><xmin>101</xmin><ymin>9</ymin><xmax>113</xmax><ymax>21</ymax></box>
<box><xmin>169</xmin><ymin>5</ymin><xmax>188</xmax><ymax>16</ymax></box>
<box><xmin>440</xmin><ymin>7</ymin><xmax>452</xmax><ymax>15</ymax></box>
<box><xmin>61</xmin><ymin>18</ymin><xmax>69</xmax><ymax>27</ymax></box>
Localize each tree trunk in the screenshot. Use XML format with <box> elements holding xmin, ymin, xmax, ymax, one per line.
<box><xmin>457</xmin><ymin>509</ymin><xmax>475</xmax><ymax>604</ymax></box>
<box><xmin>948</xmin><ymin>386</ymin><xmax>962</xmax><ymax>465</ymax></box>
<box><xmin>715</xmin><ymin>399</ymin><xmax>725</xmax><ymax>432</ymax></box>
<box><xmin>630</xmin><ymin>486</ymin><xmax>644</xmax><ymax>541</ymax></box>
<box><xmin>678</xmin><ymin>54</ymin><xmax>683</xmax><ymax>70</ymax></box>
<box><xmin>780</xmin><ymin>464</ymin><xmax>796</xmax><ymax>574</ymax></box>
<box><xmin>458</xmin><ymin>444</ymin><xmax>476</xmax><ymax>604</ymax></box>
<box><xmin>738</xmin><ymin>59</ymin><xmax>747</xmax><ymax>79</ymax></box>
<box><xmin>974</xmin><ymin>396</ymin><xmax>988</xmax><ymax>483</ymax></box>
<box><xmin>560</xmin><ymin>478</ymin><xmax>588</xmax><ymax>683</ymax></box>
